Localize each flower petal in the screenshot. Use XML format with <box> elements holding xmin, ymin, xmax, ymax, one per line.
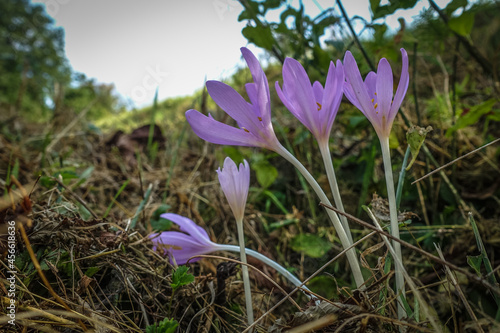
<box><xmin>375</xmin><ymin>58</ymin><xmax>394</xmax><ymax>120</ymax></box>
<box><xmin>217</xmin><ymin>158</ymin><xmax>250</xmax><ymax>221</ymax></box>
<box><xmin>241</xmin><ymin>47</ymin><xmax>271</xmax><ymax>125</ymax></box>
<box><xmin>206</xmin><ymin>81</ymin><xmax>261</xmax><ymax>134</ymax></box>
<box><xmin>151</xmin><ymin>231</ymin><xmax>213</xmax><ymax>264</ymax></box>
<box><xmin>186</xmin><ymin>109</ymin><xmax>264</xmax><ymax>147</ymax></box>
<box><xmin>282</xmin><ymin>57</ymin><xmax>319</xmax><ymax>133</ymax></box>
<box><xmin>389</xmin><ymin>48</ymin><xmax>409</xmax><ymax>120</ymax></box>
<box><xmin>275</xmin><ymin>81</ymin><xmax>304</xmax><ymax>124</ymax></box>
<box><xmin>344</xmin><ymin>51</ymin><xmax>376</xmax><ymax>116</ymax></box>
<box><xmin>364</xmin><ymin>72</ymin><xmax>377</xmax><ymax>101</ymax></box>
<box><xmin>322</xmin><ymin>60</ymin><xmax>344</xmax><ymax>134</ymax></box>
<box><xmin>160</xmin><ymin>213</ymin><xmax>212</xmax><ymax>245</ymax></box>
<box><xmin>343</xmin><ymin>79</ymin><xmax>363</xmax><ymax>111</ymax></box>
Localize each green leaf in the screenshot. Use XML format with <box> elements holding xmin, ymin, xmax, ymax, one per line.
<box><xmin>467</xmin><ymin>255</ymin><xmax>482</xmax><ymax>276</ymax></box>
<box><xmin>446</xmin><ymin>99</ymin><xmax>497</xmax><ymax>137</ymax></box>
<box><xmin>444</xmin><ymin>0</ymin><xmax>468</xmax><ymax>16</ymax></box>
<box><xmin>487</xmin><ymin>109</ymin><xmax>500</xmax><ymax>122</ymax></box>
<box><xmin>85</xmin><ymin>267</ymin><xmax>100</xmax><ymax>277</ymax></box>
<box><xmin>308</xmin><ymin>275</ymin><xmax>337</xmax><ymax>299</ymax></box>
<box><xmin>290</xmin><ymin>234</ymin><xmax>332</xmax><ymax>258</ymax></box>
<box><xmin>312</xmin><ymin>45</ymin><xmax>331</xmax><ymax>70</ymax></box>
<box><xmin>253</xmin><ymin>160</ymin><xmax>278</xmax><ymax>188</ymax></box>
<box><xmin>389</xmin><ymin>130</ymin><xmax>400</xmax><ymax>149</ymax></box>
<box><xmin>222</xmin><ymin>146</ymin><xmax>245</xmax><ymax>165</ymax></box>
<box><xmin>406</xmin><ymin>125</ymin><xmax>433</xmax><ymax>170</ymax></box>
<box><xmin>150</xmin><ymin>204</ymin><xmax>173</xmax><ymax>231</ymax></box>
<box><xmin>371</xmin><ymin>0</ymin><xmax>418</xmax><ymax>20</ymax></box>
<box><xmin>370</xmin><ymin>0</ymin><xmax>380</xmax><ymax>14</ymax></box>
<box><xmin>171</xmin><ymin>266</ymin><xmax>195</xmax><ymax>291</ymax></box>
<box><xmin>238</xmin><ymin>0</ymin><xmax>261</xmax><ymax>22</ymax></box>
<box><xmin>242</xmin><ymin>25</ymin><xmax>275</xmax><ymax>51</ymax></box>
<box><xmin>146</xmin><ymin>318</ymin><xmax>179</xmax><ymax>333</ymax></box>
<box><xmin>74</xmin><ymin>166</ymin><xmax>94</xmax><ymax>187</ymax></box>
<box><xmin>448</xmin><ymin>11</ymin><xmax>475</xmax><ymax>37</ymax></box>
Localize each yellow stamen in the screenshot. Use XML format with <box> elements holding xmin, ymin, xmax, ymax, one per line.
<box><xmin>258</xmin><ymin>116</ymin><xmax>262</xmax><ymax>121</ymax></box>
<box><xmin>371</xmin><ymin>98</ymin><xmax>374</xmax><ymax>103</ymax></box>
<box><xmin>374</xmin><ymin>103</ymin><xmax>378</xmax><ymax>109</ymax></box>
<box><xmin>242</xmin><ymin>127</ymin><xmax>250</xmax><ymax>133</ymax></box>
<box><xmin>316</xmin><ymin>102</ymin><xmax>322</xmax><ymax>111</ymax></box>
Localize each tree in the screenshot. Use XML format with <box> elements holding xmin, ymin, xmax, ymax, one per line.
<box><xmin>0</xmin><ymin>0</ymin><xmax>71</xmax><ymax>119</ymax></box>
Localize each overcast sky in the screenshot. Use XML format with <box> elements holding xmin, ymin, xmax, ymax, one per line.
<box><xmin>30</xmin><ymin>0</ymin><xmax>452</xmax><ymax>108</ymax></box>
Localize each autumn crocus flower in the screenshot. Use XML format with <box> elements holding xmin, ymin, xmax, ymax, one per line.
<box><xmin>150</xmin><ymin>213</ymin><xmax>315</xmax><ymax>300</ymax></box>
<box><xmin>275</xmin><ymin>58</ymin><xmax>344</xmax><ymax>146</ymax></box>
<box><xmin>186</xmin><ymin>47</ymin><xmax>282</xmax><ymax>152</ymax></box>
<box><xmin>344</xmin><ymin>49</ymin><xmax>409</xmax><ymax>319</ymax></box>
<box><xmin>343</xmin><ymin>48</ymin><xmax>409</xmax><ymax>139</ymax></box>
<box><xmin>216</xmin><ymin>156</ymin><xmax>254</xmax><ymax>326</ymax></box>
<box><xmin>216</xmin><ymin>157</ymin><xmax>250</xmax><ymax>222</ymax></box>
<box><xmin>275</xmin><ymin>58</ymin><xmax>353</xmax><ymax>243</ymax></box>
<box><xmin>151</xmin><ymin>213</ymin><xmax>222</xmax><ymax>265</ymax></box>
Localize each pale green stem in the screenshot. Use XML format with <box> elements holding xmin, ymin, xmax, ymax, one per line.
<box><xmin>379</xmin><ymin>137</ymin><xmax>405</xmax><ymax>319</ymax></box>
<box><xmin>236</xmin><ymin>218</ymin><xmax>254</xmax><ymax>328</ymax></box>
<box><xmin>216</xmin><ymin>244</ymin><xmax>318</xmax><ymax>303</ymax></box>
<box><xmin>318</xmin><ymin>141</ymin><xmax>353</xmax><ymax>244</ymax></box>
<box><xmin>275</xmin><ymin>144</ymin><xmax>365</xmax><ymax>288</ymax></box>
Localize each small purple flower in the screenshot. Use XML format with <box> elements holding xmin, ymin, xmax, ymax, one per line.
<box><xmin>216</xmin><ymin>157</ymin><xmax>250</xmax><ymax>222</ymax></box>
<box><xmin>186</xmin><ymin>47</ymin><xmax>282</xmax><ymax>152</ymax></box>
<box><xmin>343</xmin><ymin>49</ymin><xmax>409</xmax><ymax>139</ymax></box>
<box><xmin>150</xmin><ymin>213</ymin><xmax>222</xmax><ymax>264</ymax></box>
<box><xmin>275</xmin><ymin>58</ymin><xmax>344</xmax><ymax>145</ymax></box>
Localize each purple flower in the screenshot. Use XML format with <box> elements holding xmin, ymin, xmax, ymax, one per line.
<box><xmin>275</xmin><ymin>58</ymin><xmax>344</xmax><ymax>145</ymax></box>
<box><xmin>150</xmin><ymin>213</ymin><xmax>222</xmax><ymax>264</ymax></box>
<box><xmin>186</xmin><ymin>47</ymin><xmax>282</xmax><ymax>152</ymax></box>
<box><xmin>216</xmin><ymin>157</ymin><xmax>250</xmax><ymax>222</ymax></box>
<box><xmin>343</xmin><ymin>49</ymin><xmax>409</xmax><ymax>139</ymax></box>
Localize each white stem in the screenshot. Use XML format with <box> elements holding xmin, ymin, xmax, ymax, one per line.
<box><xmin>216</xmin><ymin>244</ymin><xmax>316</xmax><ymax>300</ymax></box>
<box><xmin>236</xmin><ymin>219</ymin><xmax>254</xmax><ymax>328</ymax></box>
<box><xmin>318</xmin><ymin>141</ymin><xmax>353</xmax><ymax>244</ymax></box>
<box><xmin>275</xmin><ymin>144</ymin><xmax>364</xmax><ymax>288</ymax></box>
<box><xmin>380</xmin><ymin>137</ymin><xmax>405</xmax><ymax>319</ymax></box>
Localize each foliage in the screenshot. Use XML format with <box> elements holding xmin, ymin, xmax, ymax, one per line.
<box><xmin>0</xmin><ymin>0</ymin><xmax>70</xmax><ymax>118</ymax></box>
<box><xmin>145</xmin><ymin>318</ymin><xmax>179</xmax><ymax>333</ymax></box>
<box><xmin>170</xmin><ymin>266</ymin><xmax>195</xmax><ymax>291</ymax></box>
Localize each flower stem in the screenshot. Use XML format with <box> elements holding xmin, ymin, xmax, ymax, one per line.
<box><xmin>380</xmin><ymin>137</ymin><xmax>405</xmax><ymax>319</ymax></box>
<box><xmin>318</xmin><ymin>141</ymin><xmax>353</xmax><ymax>244</ymax></box>
<box><xmin>236</xmin><ymin>219</ymin><xmax>254</xmax><ymax>328</ymax></box>
<box><xmin>276</xmin><ymin>144</ymin><xmax>364</xmax><ymax>288</ymax></box>
<box><xmin>217</xmin><ymin>244</ymin><xmax>316</xmax><ymax>300</ymax></box>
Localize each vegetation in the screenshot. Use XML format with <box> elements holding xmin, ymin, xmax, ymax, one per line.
<box><xmin>0</xmin><ymin>0</ymin><xmax>499</xmax><ymax>332</ymax></box>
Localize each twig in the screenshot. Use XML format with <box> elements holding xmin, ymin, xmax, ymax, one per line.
<box><xmin>435</xmin><ymin>244</ymin><xmax>485</xmax><ymax>333</ymax></box>
<box><xmin>336</xmin><ymin>0</ymin><xmax>375</xmax><ymax>71</ymax></box>
<box><xmin>319</xmin><ymin>203</ymin><xmax>500</xmax><ymax>297</ymax></box>
<box><xmin>412</xmin><ymin>137</ymin><xmax>500</xmax><ymax>184</ymax></box>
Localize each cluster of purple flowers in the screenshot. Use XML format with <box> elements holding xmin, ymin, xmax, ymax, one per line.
<box><xmin>152</xmin><ymin>47</ymin><xmax>409</xmax><ymax>291</ymax></box>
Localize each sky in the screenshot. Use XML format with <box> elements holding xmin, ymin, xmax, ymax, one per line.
<box><xmin>30</xmin><ymin>0</ymin><xmax>453</xmax><ymax>108</ymax></box>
